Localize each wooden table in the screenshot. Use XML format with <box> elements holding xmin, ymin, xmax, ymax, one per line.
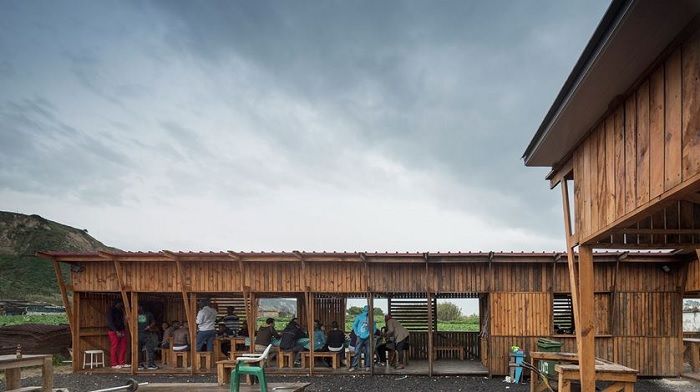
<box><xmin>529</xmin><ymin>352</ymin><xmax>610</xmax><ymax>392</ymax></box>
<box><xmin>0</xmin><ymin>354</ymin><xmax>53</xmax><ymax>392</ymax></box>
<box><xmin>684</xmin><ymin>338</ymin><xmax>700</xmax><ymax>372</ymax></box>
<box><xmin>556</xmin><ymin>363</ymin><xmax>637</xmax><ymax>392</ymax></box>
<box><xmin>213</xmin><ymin>337</ymin><xmax>248</xmax><ymax>361</ymax></box>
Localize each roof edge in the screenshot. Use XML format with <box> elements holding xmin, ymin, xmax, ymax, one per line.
<box><xmin>522</xmin><ymin>0</ymin><xmax>632</xmax><ymax>166</ymax></box>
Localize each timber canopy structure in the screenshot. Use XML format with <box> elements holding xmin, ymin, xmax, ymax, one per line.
<box><xmin>39</xmin><ymin>250</ymin><xmax>699</xmax><ymax>378</ymax></box>
<box><xmin>524</xmin><ymin>0</ymin><xmax>700</xmax><ymax>389</ymax></box>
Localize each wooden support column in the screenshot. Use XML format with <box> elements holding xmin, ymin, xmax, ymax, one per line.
<box><xmin>51</xmin><ymin>260</ymin><xmax>73</xmax><ymax>330</ymax></box>
<box><xmin>368</xmin><ymin>292</ymin><xmax>374</xmax><ymax>376</ymax></box>
<box><xmin>166</xmin><ymin>251</ymin><xmax>195</xmax><ymax>374</ymax></box>
<box><xmin>72</xmin><ymin>291</ymin><xmax>80</xmax><ymax>372</ymax></box>
<box><xmin>309</xmin><ymin>291</ymin><xmax>316</xmax><ymax>375</ymax></box>
<box><xmin>189</xmin><ymin>293</ymin><xmax>197</xmax><ymax>374</ymax></box>
<box><xmin>427</xmin><ymin>290</ymin><xmax>434</xmax><ymax>377</ymax></box>
<box><xmin>112</xmin><ymin>259</ymin><xmax>132</xmax><ymax>319</ymax></box>
<box><xmin>609</xmin><ymin>252</ymin><xmax>626</xmax><ymax>335</ymax></box>
<box><xmin>130</xmin><ymin>291</ymin><xmax>138</xmax><ymax>375</ymax></box>
<box><xmin>247</xmin><ymin>291</ymin><xmax>257</xmax><ymax>354</ymax></box>
<box><xmin>560</xmin><ymin>180</ymin><xmax>595</xmax><ymax>390</ymax></box>
<box><xmin>577</xmin><ymin>245</ymin><xmax>596</xmax><ymax>392</ymax></box>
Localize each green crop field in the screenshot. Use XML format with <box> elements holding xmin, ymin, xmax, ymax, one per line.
<box><xmin>0</xmin><ymin>314</ymin><xmax>68</xmax><ymax>327</ymax></box>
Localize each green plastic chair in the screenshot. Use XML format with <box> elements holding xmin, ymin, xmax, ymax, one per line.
<box><xmin>230</xmin><ymin>344</ymin><xmax>273</xmax><ymax>392</ymax></box>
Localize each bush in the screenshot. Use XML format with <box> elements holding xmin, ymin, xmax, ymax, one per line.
<box><xmin>437</xmin><ymin>302</ymin><xmax>462</xmax><ymax>321</ymax></box>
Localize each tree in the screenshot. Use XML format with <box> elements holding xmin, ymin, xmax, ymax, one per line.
<box><xmin>373</xmin><ymin>307</ymin><xmax>384</xmax><ymax>317</ymax></box>
<box><xmin>346</xmin><ymin>306</ymin><xmax>363</xmax><ymax>317</ymax></box>
<box><xmin>437</xmin><ymin>302</ymin><xmax>462</xmax><ymax>321</ymax></box>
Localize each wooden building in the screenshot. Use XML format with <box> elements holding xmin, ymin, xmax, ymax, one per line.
<box><xmin>39</xmin><ymin>250</ymin><xmax>698</xmax><ymax>378</ymax></box>
<box><xmin>523</xmin><ymin>0</ymin><xmax>700</xmax><ymax>389</ymax></box>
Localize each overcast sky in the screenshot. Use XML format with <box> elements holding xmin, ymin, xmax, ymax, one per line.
<box><xmin>0</xmin><ymin>0</ymin><xmax>609</xmax><ymax>252</ymax></box>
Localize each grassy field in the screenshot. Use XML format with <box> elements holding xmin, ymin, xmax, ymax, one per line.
<box><xmin>0</xmin><ymin>314</ymin><xmax>68</xmax><ymax>327</ymax></box>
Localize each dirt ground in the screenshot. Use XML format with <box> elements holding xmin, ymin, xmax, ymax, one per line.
<box><xmin>1</xmin><ymin>372</ymin><xmax>700</xmax><ymax>392</ymax></box>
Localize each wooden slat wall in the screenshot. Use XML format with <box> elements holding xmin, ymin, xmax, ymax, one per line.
<box><xmin>72</xmin><ymin>263</ymin><xmax>119</xmax><ymax>292</ymax></box>
<box><xmin>614</xmin><ymin>337</ymin><xmax>682</xmax><ymax>376</ymax></box>
<box><xmin>686</xmin><ymin>257</ymin><xmax>700</xmax><ymax>292</ymax></box>
<box><xmin>308</xmin><ymin>262</ymin><xmax>365</xmax><ymax>293</ymax></box>
<box><xmin>313</xmin><ymin>297</ymin><xmax>346</xmax><ymax>332</ymax></box>
<box><xmin>490</xmin><ymin>293</ymin><xmax>551</xmax><ymax>337</ymax></box>
<box><xmin>430</xmin><ymin>263</ymin><xmax>489</xmax><ymax>293</ymax></box>
<box><xmin>124</xmin><ymin>262</ymin><xmax>179</xmax><ymax>292</ymax></box>
<box><xmin>612</xmin><ymin>292</ymin><xmax>681</xmax><ymax>336</ymax></box>
<box><xmin>369</xmin><ymin>263</ymin><xmax>426</xmax><ymax>292</ymax></box>
<box><xmin>187</xmin><ymin>262</ymin><xmax>241</xmax><ymax>292</ymax></box>
<box><xmin>573</xmin><ymin>29</ymin><xmax>700</xmax><ymax>241</ymax></box>
<box><xmin>553</xmin><ymin>262</ymin><xmax>615</xmax><ymax>293</ymax></box>
<box><xmin>245</xmin><ymin>262</ymin><xmax>302</xmax><ymax>292</ymax></box>
<box><xmin>615</xmin><ymin>263</ymin><xmax>679</xmax><ymax>292</ymax></box>
<box><xmin>491</xmin><ymin>264</ymin><xmax>550</xmax><ymax>292</ymax></box>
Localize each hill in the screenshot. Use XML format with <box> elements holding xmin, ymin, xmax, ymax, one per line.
<box><xmin>0</xmin><ymin>211</ymin><xmax>117</xmax><ymax>303</ymax></box>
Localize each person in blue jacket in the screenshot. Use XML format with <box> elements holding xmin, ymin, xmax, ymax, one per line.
<box><xmin>350</xmin><ymin>305</ymin><xmax>377</xmax><ymax>371</ymax></box>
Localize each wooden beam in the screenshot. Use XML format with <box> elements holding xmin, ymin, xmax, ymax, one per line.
<box><xmin>609</xmin><ymin>252</ymin><xmax>625</xmax><ymax>336</ymax></box>
<box><xmin>189</xmin><ymin>293</ymin><xmax>197</xmax><ymax>375</ymax></box>
<box><xmin>165</xmin><ymin>251</ymin><xmax>195</xmax><ymax>375</ymax></box>
<box><xmin>582</xmin><ymin>171</ymin><xmax>700</xmax><ymax>244</ymax></box>
<box><xmin>305</xmin><ymin>290</ymin><xmax>314</xmax><ymax>376</ymax></box>
<box><xmin>130</xmin><ymin>291</ymin><xmax>138</xmax><ymax>375</ymax></box>
<box><xmin>561</xmin><ymin>180</ymin><xmax>591</xmax><ymax>389</ymax></box>
<box><xmin>112</xmin><ymin>259</ymin><xmax>133</xmax><ymax>338</ymax></box>
<box><xmin>612</xmin><ymin>228</ymin><xmax>700</xmax><ymax>235</ymax></box>
<box><xmin>427</xmin><ymin>290</ymin><xmax>434</xmax><ymax>377</ymax></box>
<box><xmin>549</xmin><ymin>159</ymin><xmax>574</xmax><ymax>189</ymax></box>
<box><xmin>51</xmin><ymin>259</ymin><xmax>73</xmax><ymax>329</ymax></box>
<box><xmin>368</xmin><ymin>292</ymin><xmax>374</xmax><ymax>376</ymax></box>
<box><xmin>72</xmin><ymin>292</ymin><xmax>80</xmax><ymax>372</ymax></box>
<box><xmin>578</xmin><ymin>245</ymin><xmax>596</xmax><ymax>392</ymax></box>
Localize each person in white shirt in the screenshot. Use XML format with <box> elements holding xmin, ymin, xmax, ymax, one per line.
<box><xmin>195</xmin><ymin>299</ymin><xmax>218</xmax><ymax>352</ymax></box>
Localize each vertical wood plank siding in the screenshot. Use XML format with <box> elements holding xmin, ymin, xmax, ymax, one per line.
<box><xmin>572</xmin><ymin>30</ymin><xmax>700</xmax><ymax>242</ymax></box>
<box><xmin>60</xmin><ymin>252</ymin><xmax>688</xmax><ymax>377</ymax></box>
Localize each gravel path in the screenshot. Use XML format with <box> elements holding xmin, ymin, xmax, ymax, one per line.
<box><xmin>1</xmin><ymin>373</ymin><xmax>699</xmax><ymax>392</ymax></box>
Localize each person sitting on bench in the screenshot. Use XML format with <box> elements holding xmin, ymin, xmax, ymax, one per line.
<box><xmin>279</xmin><ymin>318</ymin><xmax>307</xmax><ymax>367</ymax></box>
<box><xmin>137</xmin><ymin>305</ymin><xmax>159</xmax><ymax>370</ymax></box>
<box><xmin>255</xmin><ymin>318</ymin><xmax>280</xmax><ymax>353</ymax></box>
<box><xmin>172</xmin><ymin>322</ymin><xmax>190</xmax><ymax>351</ymax></box>
<box><xmin>326</xmin><ymin>321</ymin><xmax>346</xmax><ymax>362</ymax></box>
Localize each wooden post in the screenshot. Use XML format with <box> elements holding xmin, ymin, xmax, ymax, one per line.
<box><xmin>578</xmin><ymin>245</ymin><xmax>596</xmax><ymax>392</ymax></box>
<box><xmin>51</xmin><ymin>260</ymin><xmax>73</xmax><ymax>328</ymax></box>
<box><xmin>427</xmin><ymin>291</ymin><xmax>434</xmax><ymax>376</ymax></box>
<box><xmin>368</xmin><ymin>292</ymin><xmax>374</xmax><ymax>375</ymax></box>
<box><xmin>130</xmin><ymin>291</ymin><xmax>138</xmax><ymax>375</ymax></box>
<box><xmin>72</xmin><ymin>291</ymin><xmax>80</xmax><ymax>372</ymax></box>
<box><xmin>309</xmin><ymin>291</ymin><xmax>315</xmax><ymax>375</ymax></box>
<box><xmin>190</xmin><ymin>293</ymin><xmax>197</xmax><ymax>375</ymax></box>
<box><xmin>248</xmin><ymin>292</ymin><xmax>257</xmax><ymax>354</ymax></box>
<box><xmin>561</xmin><ymin>180</ymin><xmax>595</xmax><ymax>390</ymax></box>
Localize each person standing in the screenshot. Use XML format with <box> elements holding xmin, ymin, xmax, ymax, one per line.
<box><xmin>106</xmin><ymin>300</ymin><xmax>128</xmax><ymax>368</ymax></box>
<box><xmin>385</xmin><ymin>314</ymin><xmax>409</xmax><ymax>369</ymax></box>
<box><xmin>196</xmin><ymin>299</ymin><xmax>217</xmax><ymax>352</ymax></box>
<box><xmin>222</xmin><ymin>307</ymin><xmax>240</xmax><ymax>336</ymax></box>
<box><xmin>350</xmin><ymin>306</ymin><xmax>376</xmax><ymax>371</ymax></box>
<box><xmin>137</xmin><ymin>305</ymin><xmax>158</xmax><ymax>370</ymax></box>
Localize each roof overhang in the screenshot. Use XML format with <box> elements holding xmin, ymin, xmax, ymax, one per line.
<box><xmin>523</xmin><ymin>0</ymin><xmax>700</xmax><ymax>168</ymax></box>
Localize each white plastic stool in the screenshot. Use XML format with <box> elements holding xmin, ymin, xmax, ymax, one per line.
<box><xmin>83</xmin><ymin>349</ymin><xmax>105</xmax><ymax>369</ymax></box>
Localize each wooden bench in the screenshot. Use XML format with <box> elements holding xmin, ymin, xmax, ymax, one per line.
<box><xmin>433</xmin><ymin>346</ymin><xmax>464</xmax><ymax>361</ymax></box>
<box><xmin>172</xmin><ymin>350</ymin><xmax>190</xmax><ymax>368</ymax></box>
<box><xmin>277</xmin><ymin>351</ymin><xmax>295</xmax><ymax>368</ymax></box>
<box><xmin>217</xmin><ymin>352</ymin><xmax>271</xmax><ymax>386</ymax></box>
<box><xmin>684</xmin><ymin>338</ymin><xmax>700</xmax><ymax>372</ymax></box>
<box><xmin>300</xmin><ymin>351</ymin><xmax>341</xmax><ymax>369</ymax></box>
<box><xmin>556</xmin><ymin>363</ymin><xmax>638</xmax><ymax>392</ymax></box>
<box><xmin>194</xmin><ymin>352</ymin><xmax>214</xmax><ymax>372</ymax></box>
